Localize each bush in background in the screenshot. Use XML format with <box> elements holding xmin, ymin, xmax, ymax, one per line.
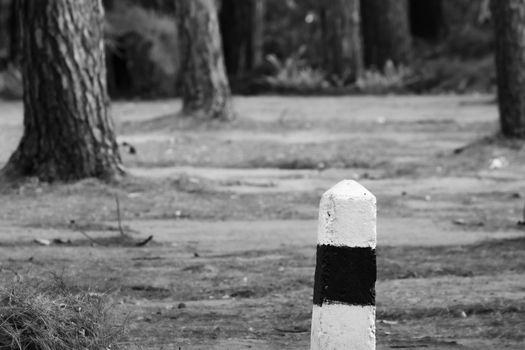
<box><xmin>258</xmin><ymin>46</ymin><xmax>330</xmax><ymax>93</ymax></box>
<box><xmin>105</xmin><ymin>2</ymin><xmax>179</xmax><ymax>98</ymax></box>
<box><xmin>357</xmin><ymin>61</ymin><xmax>412</xmax><ymax>94</ymax></box>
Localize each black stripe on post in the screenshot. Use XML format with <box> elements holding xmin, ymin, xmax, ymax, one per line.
<box><xmin>313</xmin><ymin>245</ymin><xmax>376</xmax><ymax>307</ymax></box>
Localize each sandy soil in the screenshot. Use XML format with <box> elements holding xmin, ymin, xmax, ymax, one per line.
<box><xmin>0</xmin><ymin>95</ymin><xmax>524</xmax><ymax>349</ymax></box>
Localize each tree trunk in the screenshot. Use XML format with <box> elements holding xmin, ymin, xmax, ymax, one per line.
<box><xmin>252</xmin><ymin>0</ymin><xmax>265</xmax><ymax>68</ymax></box>
<box><xmin>409</xmin><ymin>0</ymin><xmax>443</xmax><ymax>41</ymax></box>
<box><xmin>0</xmin><ymin>0</ymin><xmax>23</xmax><ymax>66</ymax></box>
<box><xmin>174</xmin><ymin>0</ymin><xmax>234</xmax><ymax>120</ymax></box>
<box><xmin>319</xmin><ymin>0</ymin><xmax>363</xmax><ymax>83</ymax></box>
<box><xmin>219</xmin><ymin>0</ymin><xmax>265</xmax><ymax>77</ymax></box>
<box><xmin>3</xmin><ymin>0</ymin><xmax>122</xmax><ymax>181</ymax></box>
<box><xmin>8</xmin><ymin>0</ymin><xmax>20</xmax><ymax>64</ymax></box>
<box><xmin>361</xmin><ymin>0</ymin><xmax>412</xmax><ymax>69</ymax></box>
<box><xmin>491</xmin><ymin>0</ymin><xmax>525</xmax><ymax>138</ymax></box>
<box><xmin>0</xmin><ymin>0</ymin><xmax>12</xmax><ymax>67</ymax></box>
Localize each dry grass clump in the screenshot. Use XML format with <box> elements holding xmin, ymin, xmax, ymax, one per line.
<box><xmin>0</xmin><ymin>278</ymin><xmax>122</xmax><ymax>350</ymax></box>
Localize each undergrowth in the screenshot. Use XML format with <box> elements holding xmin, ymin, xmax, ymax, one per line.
<box><xmin>0</xmin><ymin>277</ymin><xmax>123</xmax><ymax>350</ymax></box>
<box><xmin>258</xmin><ymin>51</ymin><xmax>413</xmax><ymax>95</ymax></box>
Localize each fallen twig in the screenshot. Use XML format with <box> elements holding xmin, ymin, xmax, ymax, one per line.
<box><xmin>135</xmin><ymin>235</ymin><xmax>153</xmax><ymax>247</ymax></box>
<box><xmin>72</xmin><ymin>225</ymin><xmax>107</xmax><ymax>247</ymax></box>
<box><xmin>66</xmin><ymin>197</ymin><xmax>153</xmax><ymax>247</ymax></box>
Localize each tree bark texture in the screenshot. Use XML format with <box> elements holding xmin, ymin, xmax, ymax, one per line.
<box><xmin>219</xmin><ymin>0</ymin><xmax>265</xmax><ymax>77</ymax></box>
<box><xmin>3</xmin><ymin>0</ymin><xmax>122</xmax><ymax>181</ymax></box>
<box><xmin>361</xmin><ymin>0</ymin><xmax>412</xmax><ymax>69</ymax></box>
<box><xmin>174</xmin><ymin>0</ymin><xmax>234</xmax><ymax>120</ymax></box>
<box><xmin>319</xmin><ymin>0</ymin><xmax>363</xmax><ymax>83</ymax></box>
<box><xmin>491</xmin><ymin>0</ymin><xmax>525</xmax><ymax>138</ymax></box>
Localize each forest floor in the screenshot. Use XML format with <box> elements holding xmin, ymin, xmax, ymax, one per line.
<box><xmin>0</xmin><ymin>95</ymin><xmax>524</xmax><ymax>349</ymax></box>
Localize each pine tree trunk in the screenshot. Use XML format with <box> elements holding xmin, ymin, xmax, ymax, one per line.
<box><xmin>491</xmin><ymin>0</ymin><xmax>525</xmax><ymax>138</ymax></box>
<box><xmin>319</xmin><ymin>0</ymin><xmax>363</xmax><ymax>83</ymax></box>
<box><xmin>361</xmin><ymin>0</ymin><xmax>412</xmax><ymax>69</ymax></box>
<box><xmin>3</xmin><ymin>0</ymin><xmax>122</xmax><ymax>181</ymax></box>
<box><xmin>219</xmin><ymin>0</ymin><xmax>265</xmax><ymax>77</ymax></box>
<box><xmin>175</xmin><ymin>0</ymin><xmax>234</xmax><ymax>120</ymax></box>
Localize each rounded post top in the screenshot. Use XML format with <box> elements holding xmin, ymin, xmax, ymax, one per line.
<box><xmin>322</xmin><ymin>180</ymin><xmax>376</xmax><ymax>203</ymax></box>
<box><xmin>318</xmin><ymin>180</ymin><xmax>377</xmax><ymax>248</ymax></box>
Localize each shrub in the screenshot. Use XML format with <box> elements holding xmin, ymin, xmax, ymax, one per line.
<box><xmin>259</xmin><ymin>47</ymin><xmax>330</xmax><ymax>93</ymax></box>
<box><xmin>105</xmin><ymin>3</ymin><xmax>179</xmax><ymax>98</ymax></box>
<box><xmin>357</xmin><ymin>60</ymin><xmax>412</xmax><ymax>94</ymax></box>
<box><xmin>408</xmin><ymin>56</ymin><xmax>495</xmax><ymax>93</ymax></box>
<box><xmin>0</xmin><ymin>278</ymin><xmax>123</xmax><ymax>350</ymax></box>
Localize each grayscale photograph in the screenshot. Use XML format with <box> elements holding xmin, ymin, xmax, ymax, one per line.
<box><xmin>0</xmin><ymin>0</ymin><xmax>523</xmax><ymax>349</ymax></box>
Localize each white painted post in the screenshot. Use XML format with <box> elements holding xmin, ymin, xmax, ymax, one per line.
<box><xmin>311</xmin><ymin>180</ymin><xmax>377</xmax><ymax>350</ymax></box>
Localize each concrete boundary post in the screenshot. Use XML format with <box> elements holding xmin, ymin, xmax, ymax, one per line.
<box><xmin>310</xmin><ymin>180</ymin><xmax>377</xmax><ymax>350</ymax></box>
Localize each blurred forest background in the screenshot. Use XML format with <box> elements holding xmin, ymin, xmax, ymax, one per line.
<box><xmin>0</xmin><ymin>0</ymin><xmax>493</xmax><ymax>99</ymax></box>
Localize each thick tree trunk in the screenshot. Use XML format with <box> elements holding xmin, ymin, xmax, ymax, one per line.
<box><xmin>491</xmin><ymin>0</ymin><xmax>525</xmax><ymax>138</ymax></box>
<box><xmin>361</xmin><ymin>0</ymin><xmax>412</xmax><ymax>69</ymax></box>
<box><xmin>3</xmin><ymin>0</ymin><xmax>122</xmax><ymax>181</ymax></box>
<box><xmin>219</xmin><ymin>0</ymin><xmax>265</xmax><ymax>77</ymax></box>
<box><xmin>319</xmin><ymin>0</ymin><xmax>363</xmax><ymax>83</ymax></box>
<box><xmin>174</xmin><ymin>0</ymin><xmax>234</xmax><ymax>120</ymax></box>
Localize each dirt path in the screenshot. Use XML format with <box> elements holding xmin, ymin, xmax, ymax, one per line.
<box><xmin>2</xmin><ymin>217</ymin><xmax>523</xmax><ymax>252</ymax></box>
